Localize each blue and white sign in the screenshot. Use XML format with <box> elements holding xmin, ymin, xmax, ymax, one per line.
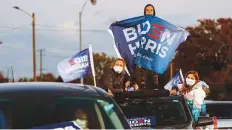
<box><xmin>127</xmin><ymin>116</ymin><xmax>156</xmax><ymax>127</ymax></box>
<box><xmin>57</xmin><ymin>48</ymin><xmax>92</xmax><ymax>82</ymax></box>
<box><xmin>32</xmin><ymin>121</ymin><xmax>81</xmax><ymax>129</ymax></box>
<box><xmin>164</xmin><ymin>69</ymin><xmax>184</xmax><ymax>91</ymax></box>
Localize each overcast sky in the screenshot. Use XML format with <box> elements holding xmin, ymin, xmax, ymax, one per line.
<box><xmin>0</xmin><ymin>0</ymin><xmax>231</xmax><ymax>79</ymax></box>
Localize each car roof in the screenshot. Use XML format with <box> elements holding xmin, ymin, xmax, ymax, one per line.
<box><xmin>114</xmin><ymin>90</ymin><xmax>184</xmax><ymax>101</ymax></box>
<box><xmin>204</xmin><ymin>100</ymin><xmax>232</xmax><ymax>104</ymax></box>
<box><xmin>0</xmin><ymin>82</ymin><xmax>107</xmax><ymax>97</ymax></box>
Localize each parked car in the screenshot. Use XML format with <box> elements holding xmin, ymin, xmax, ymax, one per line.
<box><xmin>114</xmin><ymin>90</ymin><xmax>214</xmax><ymax>129</ymax></box>
<box><xmin>0</xmin><ymin>82</ymin><xmax>131</xmax><ymax>129</ymax></box>
<box><xmin>203</xmin><ymin>100</ymin><xmax>232</xmax><ymax>129</ymax></box>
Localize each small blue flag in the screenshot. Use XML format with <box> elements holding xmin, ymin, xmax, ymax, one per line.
<box><xmin>57</xmin><ymin>48</ymin><xmax>92</xmax><ymax>82</ymax></box>
<box><xmin>164</xmin><ymin>69</ymin><xmax>184</xmax><ymax>91</ymax></box>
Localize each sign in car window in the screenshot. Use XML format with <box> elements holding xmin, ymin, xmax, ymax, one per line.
<box><xmin>127</xmin><ymin>116</ymin><xmax>156</xmax><ymax>127</ymax></box>
<box><xmin>31</xmin><ymin>121</ymin><xmax>81</xmax><ymax>130</ymax></box>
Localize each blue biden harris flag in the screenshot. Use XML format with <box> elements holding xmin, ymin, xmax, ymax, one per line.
<box><xmin>57</xmin><ymin>46</ymin><xmax>95</xmax><ymax>83</ymax></box>
<box><xmin>109</xmin><ymin>15</ymin><xmax>189</xmax><ymax>74</ymax></box>
<box><xmin>164</xmin><ymin>69</ymin><xmax>184</xmax><ymax>91</ymax></box>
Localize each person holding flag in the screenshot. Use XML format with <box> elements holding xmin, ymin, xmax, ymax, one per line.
<box><xmin>108</xmin><ymin>4</ymin><xmax>189</xmax><ymax>92</ymax></box>
<box><xmin>98</xmin><ymin>58</ymin><xmax>129</xmax><ymax>95</ymax></box>
<box><xmin>128</xmin><ymin>3</ymin><xmax>161</xmax><ymax>90</ymax></box>
<box><xmin>178</xmin><ymin>71</ymin><xmax>210</xmax><ymax>122</ymax></box>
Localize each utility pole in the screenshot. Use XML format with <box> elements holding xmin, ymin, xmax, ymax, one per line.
<box><xmin>13</xmin><ymin>6</ymin><xmax>37</xmax><ymax>81</ymax></box>
<box><xmin>6</xmin><ymin>67</ymin><xmax>10</xmax><ymax>82</ymax></box>
<box><xmin>37</xmin><ymin>49</ymin><xmax>45</xmax><ymax>76</ymax></box>
<box><xmin>40</xmin><ymin>49</ymin><xmax>43</xmax><ymax>76</ymax></box>
<box><xmin>37</xmin><ymin>49</ymin><xmax>45</xmax><ymax>80</ymax></box>
<box><xmin>11</xmin><ymin>66</ymin><xmax>14</xmax><ymax>82</ymax></box>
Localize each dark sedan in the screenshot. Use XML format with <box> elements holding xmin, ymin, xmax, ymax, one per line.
<box><xmin>0</xmin><ymin>82</ymin><xmax>131</xmax><ymax>129</ymax></box>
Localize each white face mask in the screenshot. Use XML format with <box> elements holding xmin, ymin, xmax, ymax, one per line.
<box><xmin>186</xmin><ymin>78</ymin><xmax>196</xmax><ymax>86</ymax></box>
<box><xmin>75</xmin><ymin>119</ymin><xmax>87</xmax><ymax>128</ymax></box>
<box><xmin>113</xmin><ymin>66</ymin><xmax>123</xmax><ymax>73</ymax></box>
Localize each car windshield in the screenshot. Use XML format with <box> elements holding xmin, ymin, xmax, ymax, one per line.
<box><xmin>119</xmin><ymin>98</ymin><xmax>189</xmax><ymax>128</ymax></box>
<box><xmin>0</xmin><ymin>96</ymin><xmax>126</xmax><ymax>129</ymax></box>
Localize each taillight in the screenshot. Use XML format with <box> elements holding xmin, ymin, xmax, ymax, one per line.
<box><xmin>213</xmin><ymin>116</ymin><xmax>218</xmax><ymax>130</ymax></box>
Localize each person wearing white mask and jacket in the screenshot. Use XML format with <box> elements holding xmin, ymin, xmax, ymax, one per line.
<box><xmin>179</xmin><ymin>70</ymin><xmax>207</xmax><ymax>122</ymax></box>
<box><xmin>98</xmin><ymin>58</ymin><xmax>128</xmax><ymax>96</ymax></box>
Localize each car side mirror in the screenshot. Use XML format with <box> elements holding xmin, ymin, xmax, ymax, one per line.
<box><xmin>196</xmin><ymin>117</ymin><xmax>214</xmax><ymax>126</ymax></box>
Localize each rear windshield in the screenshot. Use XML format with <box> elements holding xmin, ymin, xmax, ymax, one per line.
<box><xmin>206</xmin><ymin>103</ymin><xmax>232</xmax><ymax>119</ymax></box>
<box><xmin>119</xmin><ymin>99</ymin><xmax>190</xmax><ymax>128</ymax></box>
<box><xmin>0</xmin><ymin>96</ymin><xmax>127</xmax><ymax>129</ymax></box>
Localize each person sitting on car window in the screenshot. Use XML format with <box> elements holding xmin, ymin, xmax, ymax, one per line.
<box><xmin>178</xmin><ymin>71</ymin><xmax>208</xmax><ymax>122</ymax></box>
<box><xmin>169</xmin><ymin>78</ymin><xmax>210</xmax><ymax>117</ymax></box>
<box><xmin>98</xmin><ymin>58</ymin><xmax>129</xmax><ymax>96</ymax></box>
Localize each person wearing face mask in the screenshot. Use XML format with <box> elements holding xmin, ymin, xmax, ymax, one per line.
<box><xmin>73</xmin><ymin>109</ymin><xmax>88</xmax><ymax>130</ymax></box>
<box><xmin>178</xmin><ymin>71</ymin><xmax>208</xmax><ymax>122</ymax></box>
<box><xmin>98</xmin><ymin>58</ymin><xmax>128</xmax><ymax>96</ymax></box>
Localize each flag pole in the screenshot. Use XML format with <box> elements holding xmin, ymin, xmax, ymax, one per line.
<box><xmin>89</xmin><ymin>45</ymin><xmax>97</xmax><ymax>87</ymax></box>
<box><xmin>108</xmin><ymin>29</ymin><xmax>130</xmax><ymax>76</ymax></box>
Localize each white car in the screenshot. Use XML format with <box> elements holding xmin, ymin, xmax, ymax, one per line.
<box><xmin>203</xmin><ymin>100</ymin><xmax>232</xmax><ymax>129</ymax></box>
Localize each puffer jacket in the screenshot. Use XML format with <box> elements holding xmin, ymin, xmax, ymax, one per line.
<box><xmin>182</xmin><ymin>82</ymin><xmax>206</xmax><ymax>122</ymax></box>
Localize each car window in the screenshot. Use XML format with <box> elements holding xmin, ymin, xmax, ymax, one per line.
<box><xmin>0</xmin><ymin>96</ymin><xmax>126</xmax><ymax>129</ymax></box>
<box><xmin>206</xmin><ymin>104</ymin><xmax>232</xmax><ymax>119</ymax></box>
<box><xmin>119</xmin><ymin>99</ymin><xmax>189</xmax><ymax>128</ymax></box>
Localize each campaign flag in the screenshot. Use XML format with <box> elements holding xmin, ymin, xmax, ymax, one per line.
<box><xmin>108</xmin><ymin>15</ymin><xmax>189</xmax><ymax>74</ymax></box>
<box><xmin>164</xmin><ymin>69</ymin><xmax>184</xmax><ymax>91</ymax></box>
<box><xmin>57</xmin><ymin>47</ymin><xmax>93</xmax><ymax>83</ymax></box>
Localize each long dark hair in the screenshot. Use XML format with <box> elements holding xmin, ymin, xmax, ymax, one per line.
<box><xmin>144</xmin><ymin>4</ymin><xmax>156</xmax><ymax>16</ymax></box>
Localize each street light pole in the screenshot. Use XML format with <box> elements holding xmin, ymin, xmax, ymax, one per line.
<box><xmin>79</xmin><ymin>11</ymin><xmax>82</xmax><ymax>53</ymax></box>
<box><xmin>13</xmin><ymin>6</ymin><xmax>37</xmax><ymax>81</ymax></box>
<box><xmin>79</xmin><ymin>0</ymin><xmax>97</xmax><ymax>84</ymax></box>
<box><xmin>32</xmin><ymin>13</ymin><xmax>37</xmax><ymax>81</ymax></box>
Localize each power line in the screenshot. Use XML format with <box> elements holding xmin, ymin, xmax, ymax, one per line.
<box><xmin>36</xmin><ymin>24</ymin><xmax>106</xmax><ymax>33</ymax></box>
<box><xmin>0</xmin><ymin>24</ymin><xmax>31</xmax><ymax>33</ymax></box>
<box><xmin>36</xmin><ymin>28</ymin><xmax>107</xmax><ymax>33</ymax></box>
<box><xmin>0</xmin><ymin>24</ymin><xmax>107</xmax><ymax>33</ymax></box>
<box><xmin>44</xmin><ymin>54</ymin><xmax>70</xmax><ymax>59</ymax></box>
